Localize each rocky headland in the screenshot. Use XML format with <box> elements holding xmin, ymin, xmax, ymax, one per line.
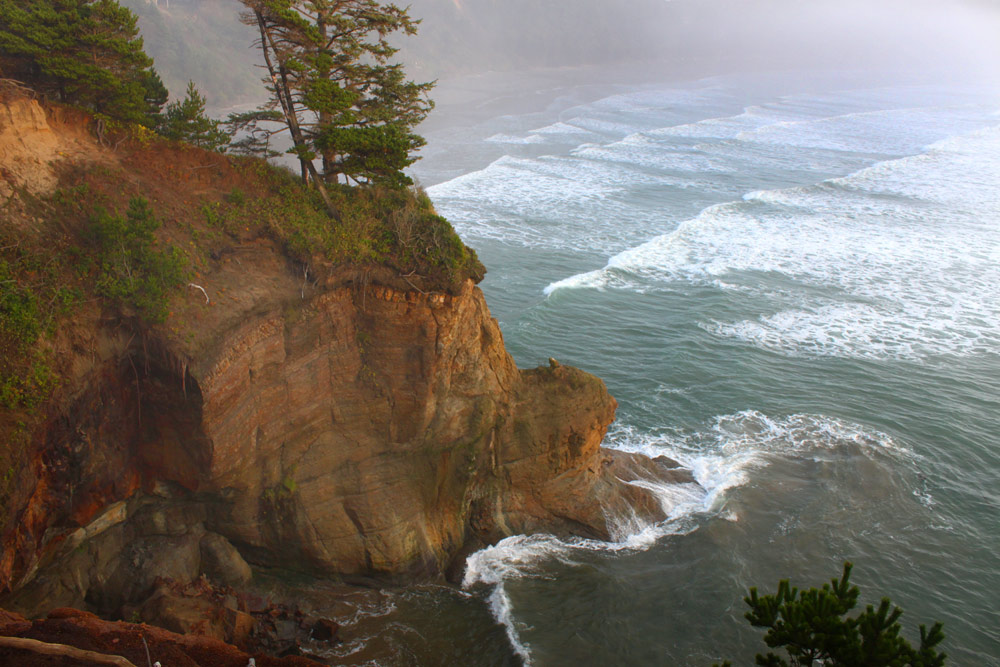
<box><xmin>0</xmin><ymin>94</ymin><xmax>692</xmax><ymax>663</ymax></box>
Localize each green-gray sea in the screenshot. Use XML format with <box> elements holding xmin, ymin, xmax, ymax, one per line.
<box><xmin>310</xmin><ymin>68</ymin><xmax>1000</xmax><ymax>666</ymax></box>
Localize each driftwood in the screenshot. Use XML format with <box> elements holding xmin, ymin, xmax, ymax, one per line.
<box><xmin>0</xmin><ymin>635</ymin><xmax>138</xmax><ymax>666</ymax></box>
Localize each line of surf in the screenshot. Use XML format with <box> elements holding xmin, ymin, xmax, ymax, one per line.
<box><xmin>543</xmin><ymin>118</ymin><xmax>1000</xmax><ymax>298</ymax></box>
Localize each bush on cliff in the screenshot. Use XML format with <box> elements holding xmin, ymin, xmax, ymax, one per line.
<box><xmin>0</xmin><ymin>260</ymin><xmax>54</xmax><ymax>410</ymax></box>
<box><xmin>717</xmin><ymin>562</ymin><xmax>946</xmax><ymax>667</ymax></box>
<box><xmin>90</xmin><ymin>196</ymin><xmax>188</xmax><ymax>323</ymax></box>
<box><xmin>0</xmin><ymin>237</ymin><xmax>81</xmax><ymax>410</ymax></box>
<box><xmin>214</xmin><ymin>159</ymin><xmax>483</xmax><ymax>290</ymax></box>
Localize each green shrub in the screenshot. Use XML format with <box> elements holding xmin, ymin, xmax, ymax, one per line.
<box><xmin>224</xmin><ymin>160</ymin><xmax>482</xmax><ymax>289</ymax></box>
<box><xmin>91</xmin><ymin>196</ymin><xmax>188</xmax><ymax>322</ymax></box>
<box><xmin>0</xmin><ymin>250</ymin><xmax>76</xmax><ymax>409</ymax></box>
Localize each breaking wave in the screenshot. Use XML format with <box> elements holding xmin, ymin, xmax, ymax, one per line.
<box><xmin>462</xmin><ymin>411</ymin><xmax>909</xmax><ymax>664</ymax></box>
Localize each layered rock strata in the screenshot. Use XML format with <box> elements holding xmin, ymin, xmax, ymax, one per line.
<box><xmin>0</xmin><ymin>99</ymin><xmax>686</xmax><ymax>619</ymax></box>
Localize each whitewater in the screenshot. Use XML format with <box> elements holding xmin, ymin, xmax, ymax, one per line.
<box><xmin>303</xmin><ymin>69</ymin><xmax>1000</xmax><ymax>666</ymax></box>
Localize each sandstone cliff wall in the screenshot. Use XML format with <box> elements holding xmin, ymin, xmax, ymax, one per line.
<box><xmin>0</xmin><ymin>99</ymin><xmax>683</xmax><ymax>617</ymax></box>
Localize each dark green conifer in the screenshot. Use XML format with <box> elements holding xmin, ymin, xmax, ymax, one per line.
<box><xmin>717</xmin><ymin>562</ymin><xmax>947</xmax><ymax>666</ymax></box>
<box><xmin>239</xmin><ymin>0</ymin><xmax>434</xmax><ymax>205</ymax></box>
<box><xmin>0</xmin><ymin>0</ymin><xmax>166</xmax><ymax>125</ymax></box>
<box><xmin>159</xmin><ymin>81</ymin><xmax>229</xmax><ymax>151</ymax></box>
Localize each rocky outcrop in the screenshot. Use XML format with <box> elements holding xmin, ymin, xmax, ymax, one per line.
<box><xmin>3</xmin><ymin>262</ymin><xmax>676</xmax><ymax>609</ymax></box>
<box><xmin>187</xmin><ymin>271</ymin><xmax>643</xmax><ymax>577</ymax></box>
<box><xmin>0</xmin><ymin>91</ymin><xmax>106</xmax><ymax>199</ymax></box>
<box><xmin>0</xmin><ymin>98</ymin><xmax>685</xmax><ymax>620</ymax></box>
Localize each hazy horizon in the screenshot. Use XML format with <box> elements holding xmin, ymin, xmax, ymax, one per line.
<box><xmin>125</xmin><ymin>0</ymin><xmax>1000</xmax><ymax>110</ymax></box>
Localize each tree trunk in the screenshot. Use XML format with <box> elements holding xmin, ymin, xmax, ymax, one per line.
<box><xmin>254</xmin><ymin>12</ymin><xmax>337</xmax><ymax>218</ymax></box>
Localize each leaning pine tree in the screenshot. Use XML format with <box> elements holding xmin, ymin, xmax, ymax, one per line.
<box><xmin>238</xmin><ymin>0</ymin><xmax>434</xmax><ymax>213</ymax></box>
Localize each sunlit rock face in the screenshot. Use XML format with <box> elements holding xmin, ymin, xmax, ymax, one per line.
<box><xmin>188</xmin><ymin>277</ymin><xmax>655</xmax><ymax>578</ymax></box>
<box><xmin>0</xmin><ymin>98</ymin><xmax>673</xmax><ymax>614</ymax></box>
<box><xmin>4</xmin><ymin>271</ymin><xmax>666</xmax><ymax>599</ymax></box>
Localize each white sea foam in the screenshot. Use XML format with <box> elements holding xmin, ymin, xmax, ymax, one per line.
<box><xmin>427</xmin><ymin>153</ymin><xmax>668</xmax><ymax>252</ymax></box>
<box><xmin>647</xmin><ymin>105</ymin><xmax>798</xmax><ymax>140</ymax></box>
<box><xmin>546</xmin><ymin>121</ymin><xmax>1000</xmax><ymax>360</ymax></box>
<box><xmin>573</xmin><ymin>100</ymin><xmax>995</xmax><ymax>181</ymax></box>
<box><xmin>543</xmin><ymin>268</ymin><xmax>607</xmax><ymax>295</ymax></box>
<box><xmin>484</xmin><ymin>133</ymin><xmax>548</xmax><ymax>145</ymax></box>
<box><xmin>528</xmin><ymin>120</ymin><xmax>606</xmax><ymax>140</ymax></box>
<box><xmin>430</xmin><ymin>85</ymin><xmax>999</xmax><ymax>261</ymax></box>
<box><xmin>462</xmin><ymin>410</ymin><xmax>909</xmax><ymax>663</ymax></box>
<box><xmin>610</xmin><ymin>412</ymin><xmax>914</xmax><ymax>498</ymax></box>
<box><xmin>734</xmin><ymin>106</ymin><xmax>991</xmax><ymax>155</ymax></box>
<box><xmin>488</xmin><ymin>584</ymin><xmax>532</xmax><ymax>663</ymax></box>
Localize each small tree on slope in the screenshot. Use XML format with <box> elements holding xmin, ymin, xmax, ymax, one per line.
<box><xmin>159</xmin><ymin>81</ymin><xmax>229</xmax><ymax>151</ymax></box>
<box><xmin>716</xmin><ymin>562</ymin><xmax>946</xmax><ymax>666</ymax></box>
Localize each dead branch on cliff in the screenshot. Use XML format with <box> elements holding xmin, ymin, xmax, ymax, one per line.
<box><xmin>0</xmin><ymin>635</ymin><xmax>137</xmax><ymax>666</ymax></box>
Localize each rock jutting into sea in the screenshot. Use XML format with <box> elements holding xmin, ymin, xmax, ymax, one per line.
<box><xmin>0</xmin><ymin>96</ymin><xmax>690</xmax><ymax>646</ymax></box>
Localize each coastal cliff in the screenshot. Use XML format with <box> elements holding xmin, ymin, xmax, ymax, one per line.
<box><xmin>0</xmin><ymin>96</ymin><xmax>684</xmax><ymax>643</ymax></box>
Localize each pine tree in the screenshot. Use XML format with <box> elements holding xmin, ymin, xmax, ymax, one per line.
<box><xmin>717</xmin><ymin>562</ymin><xmax>947</xmax><ymax>667</ymax></box>
<box><xmin>223</xmin><ymin>108</ymin><xmax>285</xmax><ymax>159</ymax></box>
<box><xmin>239</xmin><ymin>0</ymin><xmax>434</xmax><ymax>211</ymax></box>
<box><xmin>159</xmin><ymin>81</ymin><xmax>229</xmax><ymax>151</ymax></box>
<box><xmin>0</xmin><ymin>0</ymin><xmax>167</xmax><ymax>125</ymax></box>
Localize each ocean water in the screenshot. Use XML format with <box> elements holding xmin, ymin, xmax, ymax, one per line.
<box><xmin>317</xmin><ymin>70</ymin><xmax>1000</xmax><ymax>665</ymax></box>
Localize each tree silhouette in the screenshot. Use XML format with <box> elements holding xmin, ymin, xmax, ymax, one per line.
<box><xmin>717</xmin><ymin>562</ymin><xmax>946</xmax><ymax>666</ymax></box>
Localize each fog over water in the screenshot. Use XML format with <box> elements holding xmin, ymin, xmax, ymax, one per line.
<box><xmin>396</xmin><ymin>1</ymin><xmax>1000</xmax><ymax>665</ymax></box>
<box><xmin>404</xmin><ymin>0</ymin><xmax>1000</xmax><ymax>82</ymax></box>
<box><xmin>126</xmin><ymin>0</ymin><xmax>1000</xmax><ymax>107</ymax></box>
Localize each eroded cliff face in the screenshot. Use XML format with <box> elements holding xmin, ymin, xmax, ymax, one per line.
<box><xmin>189</xmin><ymin>273</ymin><xmax>641</xmax><ymax>577</ymax></box>
<box><xmin>4</xmin><ymin>263</ymin><xmax>669</xmax><ymax>611</ymax></box>
<box><xmin>0</xmin><ymin>98</ymin><xmax>680</xmax><ymax>618</ymax></box>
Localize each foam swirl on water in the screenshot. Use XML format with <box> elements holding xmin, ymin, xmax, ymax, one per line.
<box><xmin>462</xmin><ymin>411</ymin><xmax>909</xmax><ymax>663</ymax></box>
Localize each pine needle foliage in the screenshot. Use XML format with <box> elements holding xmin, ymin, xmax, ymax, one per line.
<box><xmin>717</xmin><ymin>562</ymin><xmax>947</xmax><ymax>667</ymax></box>
<box><xmin>158</xmin><ymin>81</ymin><xmax>229</xmax><ymax>151</ymax></box>
<box><xmin>238</xmin><ymin>0</ymin><xmax>434</xmax><ymax>212</ymax></box>
<box><xmin>0</xmin><ymin>0</ymin><xmax>167</xmax><ymax>125</ymax></box>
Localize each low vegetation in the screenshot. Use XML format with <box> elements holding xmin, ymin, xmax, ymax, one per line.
<box><xmin>218</xmin><ymin>160</ymin><xmax>482</xmax><ymax>287</ymax></box>
<box><xmin>0</xmin><ymin>237</ymin><xmax>80</xmax><ymax>410</ymax></box>
<box><xmin>0</xmin><ymin>222</ymin><xmax>85</xmax><ymax>516</ymax></box>
<box><xmin>90</xmin><ymin>196</ymin><xmax>189</xmax><ymax>323</ymax></box>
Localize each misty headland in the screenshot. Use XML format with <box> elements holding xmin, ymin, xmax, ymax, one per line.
<box><xmin>1</xmin><ymin>0</ymin><xmax>999</xmax><ymax>664</ymax></box>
